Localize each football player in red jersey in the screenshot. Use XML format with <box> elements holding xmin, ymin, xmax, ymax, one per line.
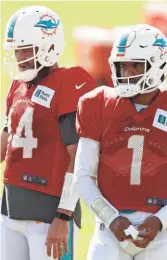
<box><xmin>74</xmin><ymin>24</ymin><xmax>167</xmax><ymax>259</ymax></box>
<box><xmin>0</xmin><ymin>5</ymin><xmax>96</xmax><ymax>260</ymax></box>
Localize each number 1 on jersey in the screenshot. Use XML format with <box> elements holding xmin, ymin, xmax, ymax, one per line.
<box><xmin>128</xmin><ymin>135</ymin><xmax>144</xmax><ymax>185</ymax></box>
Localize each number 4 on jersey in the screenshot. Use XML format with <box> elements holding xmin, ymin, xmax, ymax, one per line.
<box><xmin>8</xmin><ymin>107</ymin><xmax>38</xmax><ymax>158</ymax></box>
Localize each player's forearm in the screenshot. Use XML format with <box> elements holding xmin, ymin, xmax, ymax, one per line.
<box><xmin>1</xmin><ymin>130</ymin><xmax>9</xmax><ymax>163</ymax></box>
<box><xmin>73</xmin><ymin>138</ymin><xmax>101</xmax><ymax>206</ymax></box>
<box><xmin>57</xmin><ymin>143</ymin><xmax>79</xmax><ymax>213</ymax></box>
<box><xmin>73</xmin><ymin>137</ymin><xmax>119</xmax><ymax>228</ymax></box>
<box><xmin>66</xmin><ymin>143</ymin><xmax>78</xmax><ymax>172</ymax></box>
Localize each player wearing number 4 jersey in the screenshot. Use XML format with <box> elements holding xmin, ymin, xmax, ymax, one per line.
<box><xmin>0</xmin><ymin>5</ymin><xmax>96</xmax><ymax>260</ymax></box>
<box><xmin>74</xmin><ymin>24</ymin><xmax>167</xmax><ymax>260</ymax></box>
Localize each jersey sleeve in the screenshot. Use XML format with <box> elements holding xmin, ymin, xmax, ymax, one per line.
<box><xmin>76</xmin><ymin>87</ymin><xmax>104</xmax><ymax>142</ymax></box>
<box><xmin>57</xmin><ymin>67</ymin><xmax>97</xmax><ymax>117</ymax></box>
<box><xmin>59</xmin><ymin>112</ymin><xmax>79</xmax><ymax>145</ymax></box>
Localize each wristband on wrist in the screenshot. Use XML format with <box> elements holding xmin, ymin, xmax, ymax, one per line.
<box><xmin>58</xmin><ymin>172</ymin><xmax>79</xmax><ymax>211</ymax></box>
<box><xmin>55</xmin><ymin>212</ymin><xmax>72</xmax><ymax>221</ymax></box>
<box><xmin>90</xmin><ymin>197</ymin><xmax>119</xmax><ymax>228</ymax></box>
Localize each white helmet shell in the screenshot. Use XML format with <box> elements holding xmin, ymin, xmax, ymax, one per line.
<box><xmin>4</xmin><ymin>5</ymin><xmax>65</xmax><ymax>82</ymax></box>
<box><xmin>109</xmin><ymin>24</ymin><xmax>167</xmax><ymax>97</ymax></box>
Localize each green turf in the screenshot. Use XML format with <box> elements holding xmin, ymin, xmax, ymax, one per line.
<box><xmin>1</xmin><ymin>1</ymin><xmax>146</xmax><ymax>259</ymax></box>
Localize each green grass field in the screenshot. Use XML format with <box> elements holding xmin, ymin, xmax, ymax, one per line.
<box><xmin>1</xmin><ymin>1</ymin><xmax>146</xmax><ymax>259</ymax></box>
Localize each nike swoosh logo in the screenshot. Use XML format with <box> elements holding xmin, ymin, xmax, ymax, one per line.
<box><xmin>75</xmin><ymin>82</ymin><xmax>86</xmax><ymax>89</ymax></box>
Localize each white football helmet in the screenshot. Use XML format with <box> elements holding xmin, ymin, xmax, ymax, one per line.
<box><xmin>4</xmin><ymin>5</ymin><xmax>65</xmax><ymax>82</ymax></box>
<box><xmin>109</xmin><ymin>24</ymin><xmax>167</xmax><ymax>97</ymax></box>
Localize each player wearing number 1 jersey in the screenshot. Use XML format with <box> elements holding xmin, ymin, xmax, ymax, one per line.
<box><xmin>0</xmin><ymin>5</ymin><xmax>96</xmax><ymax>260</ymax></box>
<box><xmin>74</xmin><ymin>24</ymin><xmax>167</xmax><ymax>260</ymax></box>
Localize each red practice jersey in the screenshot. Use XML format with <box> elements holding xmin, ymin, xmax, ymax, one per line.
<box><xmin>77</xmin><ymin>86</ymin><xmax>167</xmax><ymax>213</ymax></box>
<box><xmin>4</xmin><ymin>66</ymin><xmax>96</xmax><ymax>196</ymax></box>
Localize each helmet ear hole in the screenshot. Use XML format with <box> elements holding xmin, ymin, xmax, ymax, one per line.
<box><xmin>160</xmin><ymin>62</ymin><xmax>166</xmax><ymax>82</ymax></box>
<box><xmin>37</xmin><ymin>41</ymin><xmax>61</xmax><ymax>67</ymax></box>
<box><xmin>48</xmin><ymin>44</ymin><xmax>54</xmax><ymax>53</ymax></box>
<box><xmin>160</xmin><ymin>62</ymin><xmax>166</xmax><ymax>70</ymax></box>
<box><xmin>146</xmin><ymin>61</ymin><xmax>151</xmax><ymax>71</ymax></box>
<box><xmin>161</xmin><ymin>74</ymin><xmax>165</xmax><ymax>83</ymax></box>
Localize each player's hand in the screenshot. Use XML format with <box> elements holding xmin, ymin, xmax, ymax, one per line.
<box><xmin>109</xmin><ymin>216</ymin><xmax>132</xmax><ymax>242</ymax></box>
<box><xmin>133</xmin><ymin>216</ymin><xmax>162</xmax><ymax>248</ymax></box>
<box><xmin>46</xmin><ymin>218</ymin><xmax>69</xmax><ymax>259</ymax></box>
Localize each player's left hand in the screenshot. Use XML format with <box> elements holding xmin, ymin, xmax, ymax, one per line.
<box><xmin>133</xmin><ymin>216</ymin><xmax>162</xmax><ymax>248</ymax></box>
<box><xmin>46</xmin><ymin>218</ymin><xmax>69</xmax><ymax>259</ymax></box>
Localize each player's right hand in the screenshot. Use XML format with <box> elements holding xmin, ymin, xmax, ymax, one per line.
<box><xmin>109</xmin><ymin>216</ymin><xmax>132</xmax><ymax>242</ymax></box>
<box><xmin>46</xmin><ymin>218</ymin><xmax>69</xmax><ymax>259</ymax></box>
